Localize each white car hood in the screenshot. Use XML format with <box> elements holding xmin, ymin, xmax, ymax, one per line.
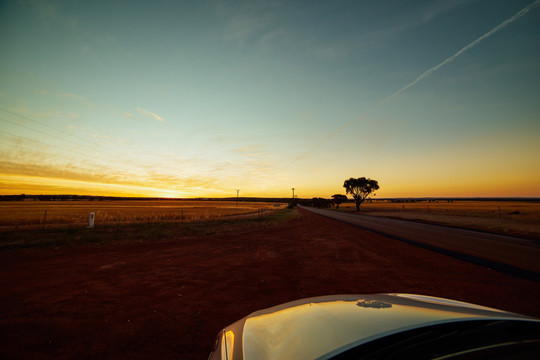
<box><xmin>239</xmin><ymin>294</ymin><xmax>531</xmax><ymax>360</ymax></box>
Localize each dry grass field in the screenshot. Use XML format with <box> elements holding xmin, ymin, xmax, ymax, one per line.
<box><xmin>2</xmin><ymin>199</ymin><xmax>539</xmax><ymax>239</ymax></box>
<box><xmin>0</xmin><ymin>200</ymin><xmax>285</xmax><ymax>229</ymax></box>
<box><xmin>340</xmin><ymin>200</ymin><xmax>540</xmax><ymax>240</ymax></box>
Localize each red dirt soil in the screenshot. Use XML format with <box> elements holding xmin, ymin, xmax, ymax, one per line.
<box><xmin>1</xmin><ymin>208</ymin><xmax>539</xmax><ymax>359</ymax></box>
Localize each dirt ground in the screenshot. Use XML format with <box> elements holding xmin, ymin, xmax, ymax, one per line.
<box><xmin>1</xmin><ymin>208</ymin><xmax>539</xmax><ymax>359</ymax></box>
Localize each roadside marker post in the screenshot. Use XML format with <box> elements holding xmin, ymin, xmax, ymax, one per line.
<box><xmin>42</xmin><ymin>210</ymin><xmax>47</xmax><ymax>229</ymax></box>
<box><xmin>88</xmin><ymin>212</ymin><xmax>95</xmax><ymax>228</ymax></box>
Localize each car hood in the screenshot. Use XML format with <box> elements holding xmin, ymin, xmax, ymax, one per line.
<box><xmin>220</xmin><ymin>294</ymin><xmax>535</xmax><ymax>360</ymax></box>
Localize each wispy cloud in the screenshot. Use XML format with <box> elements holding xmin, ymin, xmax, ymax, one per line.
<box><xmin>399</xmin><ymin>0</ymin><xmax>475</xmax><ymax>25</ymax></box>
<box><xmin>34</xmin><ymin>88</ymin><xmax>94</xmax><ymax>109</ymax></box>
<box><xmin>234</xmin><ymin>145</ymin><xmax>262</xmax><ymax>154</ymax></box>
<box><xmin>34</xmin><ymin>109</ymin><xmax>62</xmax><ymax>118</ymax></box>
<box><xmin>28</xmin><ymin>0</ymin><xmax>79</xmax><ymax>31</ymax></box>
<box><xmin>92</xmin><ymin>134</ymin><xmax>127</xmax><ymax>145</ymax></box>
<box><xmin>288</xmin><ymin>0</ymin><xmax>540</xmax><ymax>167</ymax></box>
<box><xmin>57</xmin><ymin>92</ymin><xmax>82</xmax><ymax>100</ymax></box>
<box><xmin>67</xmin><ymin>125</ymin><xmax>88</xmax><ymax>130</ymax></box>
<box><xmin>65</xmin><ymin>112</ymin><xmax>81</xmax><ymax>120</ymax></box>
<box><xmin>305</xmin><ymin>0</ymin><xmax>474</xmax><ymax>63</ymax></box>
<box><xmin>215</xmin><ymin>1</ymin><xmax>284</xmax><ymax>48</ymax></box>
<box><xmin>401</xmin><ymin>0</ymin><xmax>539</xmax><ymax>94</ymax></box>
<box><xmin>0</xmin><ymin>154</ymin><xmax>230</xmax><ymax>196</ymax></box>
<box><xmin>137</xmin><ymin>107</ymin><xmax>165</xmax><ymax>123</ymax></box>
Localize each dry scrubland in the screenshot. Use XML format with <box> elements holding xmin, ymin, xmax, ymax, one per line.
<box><xmin>0</xmin><ymin>200</ymin><xmax>285</xmax><ymax>229</ymax></box>
<box><xmin>1</xmin><ymin>199</ymin><xmax>539</xmax><ymax>240</ymax></box>
<box><xmin>340</xmin><ymin>201</ymin><xmax>540</xmax><ymax>240</ymax></box>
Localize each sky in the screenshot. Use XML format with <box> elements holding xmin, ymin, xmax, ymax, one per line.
<box><xmin>1</xmin><ymin>0</ymin><xmax>539</xmax><ymax>198</ymax></box>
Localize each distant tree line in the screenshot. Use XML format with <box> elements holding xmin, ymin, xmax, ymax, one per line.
<box><xmin>0</xmin><ymin>194</ymin><xmax>296</xmax><ymax>203</ymax></box>
<box><xmin>303</xmin><ymin>176</ymin><xmax>380</xmax><ymax>210</ymax></box>
<box><xmin>304</xmin><ymin>175</ymin><xmax>539</xmax><ymax>212</ymax></box>
<box><xmin>2</xmin><ymin>193</ymin><xmax>536</xmax><ymax>203</ymax></box>
<box><xmin>0</xmin><ymin>194</ymin><xmax>173</xmax><ymax>201</ymax></box>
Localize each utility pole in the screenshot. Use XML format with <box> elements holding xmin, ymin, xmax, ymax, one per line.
<box><xmin>236</xmin><ymin>189</ymin><xmax>240</xmax><ymax>207</ymax></box>
<box><xmin>292</xmin><ymin>188</ymin><xmax>295</xmax><ymax>199</ymax></box>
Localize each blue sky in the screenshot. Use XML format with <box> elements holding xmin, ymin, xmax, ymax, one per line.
<box><xmin>1</xmin><ymin>0</ymin><xmax>539</xmax><ymax>197</ymax></box>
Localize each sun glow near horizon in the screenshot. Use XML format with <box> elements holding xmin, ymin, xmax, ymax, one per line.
<box><xmin>1</xmin><ymin>168</ymin><xmax>539</xmax><ymax>199</ymax></box>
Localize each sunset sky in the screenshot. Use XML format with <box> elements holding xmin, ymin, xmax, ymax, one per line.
<box><xmin>1</xmin><ymin>0</ymin><xmax>539</xmax><ymax>198</ymax></box>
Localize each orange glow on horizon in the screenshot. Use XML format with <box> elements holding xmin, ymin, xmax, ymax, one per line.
<box><xmin>1</xmin><ymin>173</ymin><xmax>538</xmax><ymax>199</ymax></box>
<box><xmin>0</xmin><ymin>174</ymin><xmax>194</xmax><ymax>198</ymax></box>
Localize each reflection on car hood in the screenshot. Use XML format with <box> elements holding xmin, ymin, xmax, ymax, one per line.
<box><xmin>236</xmin><ymin>294</ymin><xmax>534</xmax><ymax>360</ymax></box>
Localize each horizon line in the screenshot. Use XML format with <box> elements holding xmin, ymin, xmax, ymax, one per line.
<box><xmin>2</xmin><ymin>194</ymin><xmax>539</xmax><ymax>201</ymax></box>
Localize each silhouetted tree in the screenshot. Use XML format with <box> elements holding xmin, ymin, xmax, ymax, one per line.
<box><xmin>312</xmin><ymin>197</ymin><xmax>332</xmax><ymax>208</ymax></box>
<box><xmin>343</xmin><ymin>177</ymin><xmax>379</xmax><ymax>211</ymax></box>
<box><xmin>331</xmin><ymin>194</ymin><xmax>348</xmax><ymax>209</ymax></box>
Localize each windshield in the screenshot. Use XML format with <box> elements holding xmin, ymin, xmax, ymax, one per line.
<box><xmin>327</xmin><ymin>320</ymin><xmax>540</xmax><ymax>359</ymax></box>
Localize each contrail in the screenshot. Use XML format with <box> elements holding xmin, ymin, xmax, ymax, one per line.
<box><xmin>286</xmin><ymin>0</ymin><xmax>540</xmax><ymax>168</ymax></box>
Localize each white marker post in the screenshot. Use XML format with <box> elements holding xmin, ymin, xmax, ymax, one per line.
<box><xmin>88</xmin><ymin>212</ymin><xmax>95</xmax><ymax>228</ymax></box>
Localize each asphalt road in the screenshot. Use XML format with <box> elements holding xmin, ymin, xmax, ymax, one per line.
<box><xmin>300</xmin><ymin>206</ymin><xmax>540</xmax><ymax>281</ymax></box>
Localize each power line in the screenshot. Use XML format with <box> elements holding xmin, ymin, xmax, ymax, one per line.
<box><xmin>0</xmin><ymin>129</ymin><xmax>114</xmax><ymax>164</ymax></box>
<box><xmin>0</xmin><ymin>107</ymin><xmax>108</xmax><ymax>146</ymax></box>
<box><xmin>0</xmin><ymin>116</ymin><xmax>138</xmax><ymax>164</ymax></box>
<box><xmin>0</xmin><ymin>116</ymin><xmax>96</xmax><ymax>151</ymax></box>
<box><xmin>0</xmin><ymin>131</ymin><xmax>144</xmax><ymax>183</ymax></box>
<box><xmin>0</xmin><ymin>107</ymin><xmax>100</xmax><ymax>144</ymax></box>
<box><xmin>0</xmin><ymin>110</ymin><xmax>197</xmax><ymax>190</ymax></box>
<box><xmin>0</xmin><ymin>127</ymin><xmax>189</xmax><ymax>187</ymax></box>
<box><xmin>0</xmin><ymin>107</ymin><xmax>139</xmax><ymax>161</ymax></box>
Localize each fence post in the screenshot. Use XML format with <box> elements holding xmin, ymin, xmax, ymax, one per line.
<box><xmin>42</xmin><ymin>210</ymin><xmax>47</xmax><ymax>229</ymax></box>
<box><xmin>88</xmin><ymin>212</ymin><xmax>95</xmax><ymax>228</ymax></box>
